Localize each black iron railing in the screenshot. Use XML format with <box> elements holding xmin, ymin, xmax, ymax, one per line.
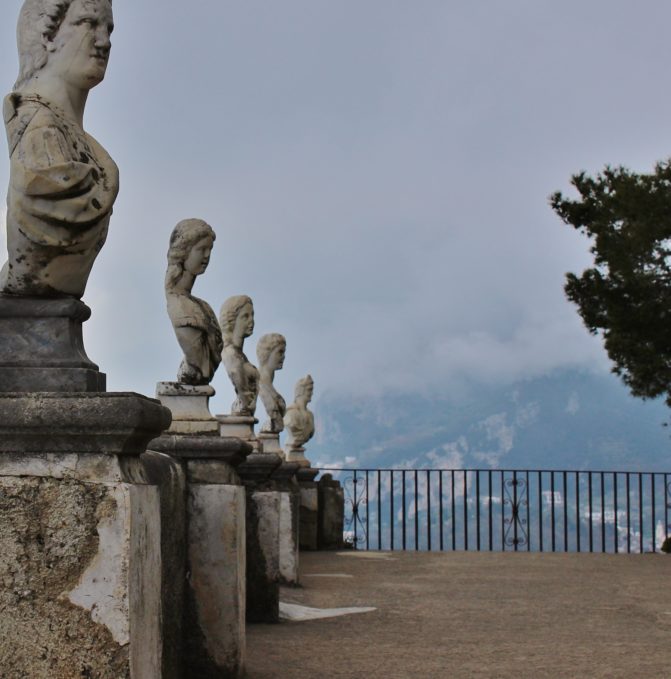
<box><xmin>319</xmin><ymin>467</ymin><xmax>671</xmax><ymax>554</ymax></box>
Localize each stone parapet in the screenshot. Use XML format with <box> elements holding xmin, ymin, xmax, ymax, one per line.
<box><xmin>318</xmin><ymin>474</ymin><xmax>345</xmax><ymax>550</ymax></box>
<box><xmin>146</xmin><ymin>433</ymin><xmax>250</xmax><ymax>678</ymax></box>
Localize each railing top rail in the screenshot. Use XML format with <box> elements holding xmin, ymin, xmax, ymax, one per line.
<box><xmin>317</xmin><ymin>466</ymin><xmax>671</xmax><ymax>475</ymax></box>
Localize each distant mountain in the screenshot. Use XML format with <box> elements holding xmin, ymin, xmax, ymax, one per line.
<box><xmin>309</xmin><ymin>370</ymin><xmax>670</xmax><ymax>472</ymax></box>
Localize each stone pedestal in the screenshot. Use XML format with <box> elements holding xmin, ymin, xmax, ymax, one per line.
<box><xmin>0</xmin><ymin>392</ymin><xmax>171</xmax><ymax>679</ymax></box>
<box><xmin>140</xmin><ymin>450</ymin><xmax>187</xmax><ymax>679</ymax></box>
<box><xmin>257</xmin><ymin>431</ymin><xmax>282</xmax><ymax>455</ymax></box>
<box><xmin>148</xmin><ymin>434</ymin><xmax>251</xmax><ymax>679</ymax></box>
<box><xmin>156</xmin><ymin>382</ymin><xmax>219</xmax><ymax>435</ymax></box>
<box><xmin>297</xmin><ymin>467</ymin><xmax>320</xmax><ymax>551</ymax></box>
<box><xmin>0</xmin><ymin>295</ymin><xmax>105</xmax><ymax>392</ymax></box>
<box><xmin>285</xmin><ymin>444</ymin><xmax>310</xmax><ymax>467</ymax></box>
<box><xmin>271</xmin><ymin>462</ymin><xmax>300</xmax><ymax>585</ymax></box>
<box><xmin>318</xmin><ymin>474</ymin><xmax>345</xmax><ymax>550</ymax></box>
<box><xmin>217</xmin><ymin>414</ymin><xmax>261</xmax><ymax>451</ymax></box>
<box><xmin>237</xmin><ymin>452</ymin><xmax>283</xmax><ymax>623</ymax></box>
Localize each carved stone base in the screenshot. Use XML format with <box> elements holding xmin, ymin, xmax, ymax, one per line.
<box><xmin>285</xmin><ymin>445</ymin><xmax>310</xmax><ymax>468</ymax></box>
<box><xmin>0</xmin><ymin>295</ymin><xmax>105</xmax><ymax>392</ymax></box>
<box><xmin>257</xmin><ymin>431</ymin><xmax>283</xmax><ymax>456</ymax></box>
<box><xmin>156</xmin><ymin>382</ymin><xmax>219</xmax><ymax>435</ymax></box>
<box><xmin>216</xmin><ymin>414</ymin><xmax>261</xmax><ymax>451</ymax></box>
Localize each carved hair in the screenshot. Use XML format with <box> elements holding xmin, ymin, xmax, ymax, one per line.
<box><xmin>256</xmin><ymin>333</ymin><xmax>286</xmax><ymax>367</ymax></box>
<box><xmin>15</xmin><ymin>0</ymin><xmax>113</xmax><ymax>90</ymax></box>
<box><xmin>219</xmin><ymin>295</ymin><xmax>253</xmax><ymax>342</ymax></box>
<box><xmin>295</xmin><ymin>374</ymin><xmax>314</xmax><ymax>401</ymax></box>
<box><xmin>165</xmin><ymin>218</ymin><xmax>216</xmax><ymax>291</ymax></box>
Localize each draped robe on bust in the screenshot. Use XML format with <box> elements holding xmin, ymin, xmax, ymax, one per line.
<box><xmin>1</xmin><ymin>93</ymin><xmax>118</xmax><ymax>298</ymax></box>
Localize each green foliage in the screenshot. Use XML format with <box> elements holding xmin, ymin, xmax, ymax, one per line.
<box><xmin>551</xmin><ymin>162</ymin><xmax>671</xmax><ymax>407</ymax></box>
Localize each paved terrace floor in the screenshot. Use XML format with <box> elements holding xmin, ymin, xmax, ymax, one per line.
<box><xmin>246</xmin><ymin>550</ymin><xmax>670</xmax><ymax>678</ymax></box>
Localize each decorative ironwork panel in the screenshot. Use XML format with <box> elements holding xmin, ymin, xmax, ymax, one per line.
<box><xmin>343</xmin><ymin>474</ymin><xmax>368</xmax><ymax>549</ymax></box>
<box><xmin>503</xmin><ymin>475</ymin><xmax>528</xmax><ymax>550</ymax></box>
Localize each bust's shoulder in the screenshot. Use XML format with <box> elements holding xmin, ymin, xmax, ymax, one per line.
<box><xmin>167</xmin><ymin>292</ymin><xmax>206</xmax><ymax>327</ymax></box>
<box><xmin>4</xmin><ymin>94</ymin><xmax>62</xmax><ymax>131</ymax></box>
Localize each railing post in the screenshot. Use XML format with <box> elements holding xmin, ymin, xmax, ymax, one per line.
<box><xmin>563</xmin><ymin>471</ymin><xmax>568</xmax><ymax>553</ymax></box>
<box><xmin>427</xmin><ymin>470</ymin><xmax>432</xmax><ymax>552</ymax></box>
<box><xmin>601</xmin><ymin>471</ymin><xmax>606</xmax><ymax>553</ymax></box>
<box><xmin>488</xmin><ymin>470</ymin><xmax>493</xmax><ymax>552</ymax></box>
<box><xmin>651</xmin><ymin>474</ymin><xmax>656</xmax><ymax>553</ymax></box>
<box><xmin>414</xmin><ymin>471</ymin><xmax>419</xmax><ymax>551</ymax></box>
<box><xmin>439</xmin><ymin>471</ymin><xmax>444</xmax><ymax>552</ymax></box>
<box><xmin>463</xmin><ymin>471</ymin><xmax>469</xmax><ymax>551</ymax></box>
<box><xmin>451</xmin><ymin>470</ymin><xmax>456</xmax><ymax>551</ymax></box>
<box><xmin>377</xmin><ymin>471</ymin><xmax>382</xmax><ymax>551</ymax></box>
<box><xmin>402</xmin><ymin>470</ymin><xmax>406</xmax><ymax>551</ymax></box>
<box><xmin>353</xmin><ymin>470</ymin><xmax>358</xmax><ymax>549</ymax></box>
<box><xmin>390</xmin><ymin>471</ymin><xmax>395</xmax><ymax>551</ymax></box>
<box><xmin>614</xmin><ymin>472</ymin><xmax>619</xmax><ymax>554</ymax></box>
<box><xmin>639</xmin><ymin>473</ymin><xmax>644</xmax><ymax>554</ymax></box>
<box><xmin>551</xmin><ymin>471</ymin><xmax>556</xmax><ymax>553</ymax></box>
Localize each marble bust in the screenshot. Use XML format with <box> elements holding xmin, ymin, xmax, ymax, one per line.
<box><xmin>219</xmin><ymin>295</ymin><xmax>259</xmax><ymax>417</ymax></box>
<box><xmin>284</xmin><ymin>374</ymin><xmax>315</xmax><ymax>451</ymax></box>
<box><xmin>1</xmin><ymin>0</ymin><xmax>118</xmax><ymax>298</ymax></box>
<box><xmin>165</xmin><ymin>219</ymin><xmax>222</xmax><ymax>385</ymax></box>
<box><xmin>256</xmin><ymin>333</ymin><xmax>287</xmax><ymax>434</ymax></box>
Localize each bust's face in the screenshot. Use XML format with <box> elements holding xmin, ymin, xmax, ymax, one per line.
<box><xmin>269</xmin><ymin>343</ymin><xmax>286</xmax><ymax>371</ymax></box>
<box><xmin>184</xmin><ymin>236</ymin><xmax>213</xmax><ymax>276</ymax></box>
<box><xmin>299</xmin><ymin>381</ymin><xmax>313</xmax><ymax>404</ymax></box>
<box><xmin>234</xmin><ymin>302</ymin><xmax>254</xmax><ymax>340</ymax></box>
<box><xmin>45</xmin><ymin>0</ymin><xmax>114</xmax><ymax>90</ymax></box>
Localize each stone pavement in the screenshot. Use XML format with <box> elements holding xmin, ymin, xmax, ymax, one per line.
<box><xmin>246</xmin><ymin>550</ymin><xmax>671</xmax><ymax>678</ymax></box>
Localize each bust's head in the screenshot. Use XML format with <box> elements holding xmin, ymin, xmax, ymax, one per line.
<box><xmin>16</xmin><ymin>0</ymin><xmax>114</xmax><ymax>91</ymax></box>
<box><xmin>256</xmin><ymin>333</ymin><xmax>286</xmax><ymax>372</ymax></box>
<box><xmin>220</xmin><ymin>295</ymin><xmax>254</xmax><ymax>346</ymax></box>
<box><xmin>165</xmin><ymin>218</ymin><xmax>216</xmax><ymax>291</ymax></box>
<box><xmin>295</xmin><ymin>374</ymin><xmax>314</xmax><ymax>405</ymax></box>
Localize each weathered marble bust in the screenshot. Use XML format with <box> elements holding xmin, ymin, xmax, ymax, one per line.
<box><xmin>165</xmin><ymin>219</ymin><xmax>222</xmax><ymax>385</ymax></box>
<box><xmin>284</xmin><ymin>374</ymin><xmax>315</xmax><ymax>451</ymax></box>
<box><xmin>257</xmin><ymin>333</ymin><xmax>287</xmax><ymax>434</ymax></box>
<box><xmin>219</xmin><ymin>295</ymin><xmax>259</xmax><ymax>416</ymax></box>
<box><xmin>1</xmin><ymin>0</ymin><xmax>118</xmax><ymax>298</ymax></box>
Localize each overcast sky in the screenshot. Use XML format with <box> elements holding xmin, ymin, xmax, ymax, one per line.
<box><xmin>1</xmin><ymin>1</ymin><xmax>670</xmax><ymax>414</ymax></box>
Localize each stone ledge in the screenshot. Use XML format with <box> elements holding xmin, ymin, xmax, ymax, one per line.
<box><xmin>147</xmin><ymin>434</ymin><xmax>252</xmax><ymax>468</ymax></box>
<box><xmin>238</xmin><ymin>451</ymin><xmax>283</xmax><ymax>485</ymax></box>
<box><xmin>271</xmin><ymin>461</ymin><xmax>300</xmax><ymax>482</ymax></box>
<box><xmin>0</xmin><ymin>392</ymin><xmax>171</xmax><ymax>456</ymax></box>
<box><xmin>296</xmin><ymin>467</ymin><xmax>320</xmax><ymax>483</ymax></box>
